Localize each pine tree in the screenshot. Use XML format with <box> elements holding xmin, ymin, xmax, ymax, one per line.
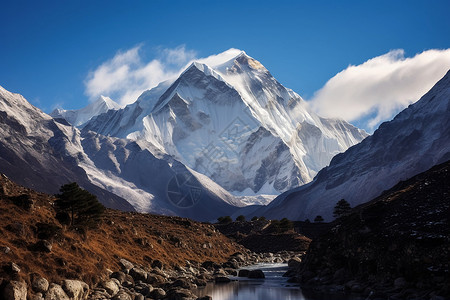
<box><xmin>333</xmin><ymin>199</ymin><xmax>351</xmax><ymax>218</ymax></box>
<box><xmin>314</xmin><ymin>215</ymin><xmax>324</xmax><ymax>223</ymax></box>
<box><xmin>55</xmin><ymin>182</ymin><xmax>105</xmax><ymax>227</ymax></box>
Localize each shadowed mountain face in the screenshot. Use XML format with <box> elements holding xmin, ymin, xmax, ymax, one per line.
<box><xmin>0</xmin><ymin>85</ymin><xmax>240</xmax><ymax>221</ymax></box>
<box><xmin>260</xmin><ymin>70</ymin><xmax>450</xmax><ymax>221</ymax></box>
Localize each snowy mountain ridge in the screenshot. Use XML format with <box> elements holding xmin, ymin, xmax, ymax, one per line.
<box><xmin>83</xmin><ymin>50</ymin><xmax>368</xmax><ymax>197</ymax></box>
<box><xmin>50</xmin><ymin>95</ymin><xmax>122</xmax><ymax>127</ymax></box>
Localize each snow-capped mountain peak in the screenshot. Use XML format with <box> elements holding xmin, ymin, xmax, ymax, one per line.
<box><xmin>50</xmin><ymin>95</ymin><xmax>122</xmax><ymax>127</ymax></box>
<box><xmin>84</xmin><ymin>49</ymin><xmax>368</xmax><ymax>202</ymax></box>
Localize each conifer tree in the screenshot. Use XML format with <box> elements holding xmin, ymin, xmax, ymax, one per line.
<box><xmin>55</xmin><ymin>182</ymin><xmax>105</xmax><ymax>227</ymax></box>
<box><xmin>333</xmin><ymin>199</ymin><xmax>351</xmax><ymax>218</ymax></box>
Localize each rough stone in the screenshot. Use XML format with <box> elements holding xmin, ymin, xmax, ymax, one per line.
<box><xmin>1</xmin><ymin>280</ymin><xmax>27</xmax><ymax>300</ymax></box>
<box><xmin>238</xmin><ymin>269</ymin><xmax>250</xmax><ymax>277</ymax></box>
<box><xmin>100</xmin><ymin>279</ymin><xmax>120</xmax><ymax>296</ymax></box>
<box><xmin>31</xmin><ymin>275</ymin><xmax>49</xmax><ymax>293</ymax></box>
<box><xmin>62</xmin><ymin>279</ymin><xmax>89</xmax><ymax>300</ymax></box>
<box><xmin>45</xmin><ymin>283</ymin><xmax>69</xmax><ymax>300</ymax></box>
<box><xmin>248</xmin><ymin>269</ymin><xmax>265</xmax><ymax>279</ymax></box>
<box><xmin>129</xmin><ymin>267</ymin><xmax>147</xmax><ymax>282</ymax></box>
<box><xmin>215</xmin><ymin>276</ymin><xmax>231</xmax><ymax>283</ymax></box>
<box><xmin>147</xmin><ymin>288</ymin><xmax>166</xmax><ymax>299</ymax></box>
<box><xmin>119</xmin><ymin>259</ymin><xmax>134</xmax><ymax>272</ymax></box>
<box><xmin>111</xmin><ymin>290</ymin><xmax>132</xmax><ymax>300</ymax></box>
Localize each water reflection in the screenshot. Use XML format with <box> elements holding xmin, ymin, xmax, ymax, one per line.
<box><xmin>194</xmin><ymin>263</ymin><xmax>307</xmax><ymax>300</ymax></box>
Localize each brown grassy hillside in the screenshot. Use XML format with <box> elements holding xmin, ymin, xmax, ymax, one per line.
<box><xmin>0</xmin><ymin>174</ymin><xmax>244</xmax><ymax>287</ymax></box>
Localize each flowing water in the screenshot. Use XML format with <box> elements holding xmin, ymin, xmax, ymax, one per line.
<box><xmin>193</xmin><ymin>263</ymin><xmax>356</xmax><ymax>300</ymax></box>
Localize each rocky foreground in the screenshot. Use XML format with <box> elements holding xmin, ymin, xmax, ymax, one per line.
<box><xmin>286</xmin><ymin>161</ymin><xmax>450</xmax><ymax>300</ymax></box>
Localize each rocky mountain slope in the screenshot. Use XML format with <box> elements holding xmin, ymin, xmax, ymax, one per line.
<box><xmin>50</xmin><ymin>95</ymin><xmax>122</xmax><ymax>127</ymax></box>
<box><xmin>83</xmin><ymin>51</ymin><xmax>367</xmax><ymax>197</ymax></box>
<box><xmin>0</xmin><ymin>85</ymin><xmax>240</xmax><ymax>221</ymax></box>
<box><xmin>259</xmin><ymin>70</ymin><xmax>450</xmax><ymax>221</ymax></box>
<box><xmin>0</xmin><ymin>174</ymin><xmax>243</xmax><ymax>286</ymax></box>
<box><xmin>293</xmin><ymin>160</ymin><xmax>450</xmax><ymax>299</ymax></box>
<box><xmin>0</xmin><ymin>86</ymin><xmax>133</xmax><ymax>211</ymax></box>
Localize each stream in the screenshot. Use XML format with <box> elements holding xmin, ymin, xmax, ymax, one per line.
<box><xmin>193</xmin><ymin>263</ymin><xmax>357</xmax><ymax>300</ymax></box>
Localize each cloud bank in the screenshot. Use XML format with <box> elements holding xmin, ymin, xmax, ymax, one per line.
<box><xmin>84</xmin><ymin>46</ymin><xmax>242</xmax><ymax>105</ymax></box>
<box><xmin>309</xmin><ymin>49</ymin><xmax>450</xmax><ymax>130</ymax></box>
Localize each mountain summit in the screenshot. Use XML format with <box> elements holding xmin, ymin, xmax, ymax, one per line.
<box><xmin>84</xmin><ymin>50</ymin><xmax>368</xmax><ymax>198</ymax></box>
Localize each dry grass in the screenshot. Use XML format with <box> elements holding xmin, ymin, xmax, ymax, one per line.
<box><xmin>0</xmin><ymin>176</ymin><xmax>244</xmax><ymax>286</ymax></box>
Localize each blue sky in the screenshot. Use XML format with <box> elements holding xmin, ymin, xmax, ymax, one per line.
<box><xmin>1</xmin><ymin>0</ymin><xmax>449</xmax><ymax>131</ymax></box>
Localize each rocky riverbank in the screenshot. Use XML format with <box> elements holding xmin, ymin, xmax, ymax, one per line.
<box><xmin>1</xmin><ymin>250</ymin><xmax>304</xmax><ymax>299</ymax></box>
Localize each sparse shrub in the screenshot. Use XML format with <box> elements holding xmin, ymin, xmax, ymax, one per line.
<box><xmin>251</xmin><ymin>216</ymin><xmax>258</xmax><ymax>221</ymax></box>
<box><xmin>279</xmin><ymin>218</ymin><xmax>294</xmax><ymax>232</ymax></box>
<box><xmin>304</xmin><ymin>218</ymin><xmax>311</xmax><ymax>223</ymax></box>
<box><xmin>333</xmin><ymin>199</ymin><xmax>351</xmax><ymax>218</ymax></box>
<box><xmin>258</xmin><ymin>216</ymin><xmax>267</xmax><ymax>222</ymax></box>
<box><xmin>55</xmin><ymin>182</ymin><xmax>105</xmax><ymax>228</ymax></box>
<box><xmin>314</xmin><ymin>215</ymin><xmax>324</xmax><ymax>223</ymax></box>
<box><xmin>217</xmin><ymin>216</ymin><xmax>232</xmax><ymax>224</ymax></box>
<box><xmin>236</xmin><ymin>215</ymin><xmax>246</xmax><ymax>222</ymax></box>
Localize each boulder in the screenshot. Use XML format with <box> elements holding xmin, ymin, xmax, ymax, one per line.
<box><xmin>28</xmin><ymin>292</ymin><xmax>44</xmax><ymax>300</ymax></box>
<box><xmin>45</xmin><ymin>283</ymin><xmax>69</xmax><ymax>300</ymax></box>
<box><xmin>1</xmin><ymin>280</ymin><xmax>27</xmax><ymax>300</ymax></box>
<box><xmin>151</xmin><ymin>259</ymin><xmax>163</xmax><ymax>269</ymax></box>
<box><xmin>248</xmin><ymin>269</ymin><xmax>265</xmax><ymax>279</ymax></box>
<box><xmin>129</xmin><ymin>267</ymin><xmax>148</xmax><ymax>282</ymax></box>
<box><xmin>394</xmin><ymin>277</ymin><xmax>407</xmax><ymax>289</ymax></box>
<box><xmin>238</xmin><ymin>269</ymin><xmax>250</xmax><ymax>277</ymax></box>
<box><xmin>111</xmin><ymin>290</ymin><xmax>132</xmax><ymax>300</ymax></box>
<box><xmin>214</xmin><ymin>276</ymin><xmax>231</xmax><ymax>283</ymax></box>
<box><xmin>147</xmin><ymin>288</ymin><xmax>166</xmax><ymax>299</ymax></box>
<box><xmin>7</xmin><ymin>262</ymin><xmax>21</xmax><ymax>274</ymax></box>
<box><xmin>165</xmin><ymin>288</ymin><xmax>196</xmax><ymax>300</ymax></box>
<box><xmin>62</xmin><ymin>280</ymin><xmax>89</xmax><ymax>300</ymax></box>
<box><xmin>31</xmin><ymin>275</ymin><xmax>49</xmax><ymax>293</ymax></box>
<box><xmin>287</xmin><ymin>257</ymin><xmax>302</xmax><ymax>269</ymax></box>
<box><xmin>110</xmin><ymin>271</ymin><xmax>127</xmax><ymax>284</ymax></box>
<box><xmin>119</xmin><ymin>259</ymin><xmax>134</xmax><ymax>272</ymax></box>
<box><xmin>33</xmin><ymin>240</ymin><xmax>52</xmax><ymax>253</ymax></box>
<box><xmin>100</xmin><ymin>279</ymin><xmax>120</xmax><ymax>296</ymax></box>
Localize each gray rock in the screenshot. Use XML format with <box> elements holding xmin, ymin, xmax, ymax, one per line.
<box><xmin>248</xmin><ymin>269</ymin><xmax>265</xmax><ymax>279</ymax></box>
<box><xmin>33</xmin><ymin>240</ymin><xmax>52</xmax><ymax>253</ymax></box>
<box><xmin>147</xmin><ymin>288</ymin><xmax>166</xmax><ymax>299</ymax></box>
<box><xmin>1</xmin><ymin>280</ymin><xmax>27</xmax><ymax>300</ymax></box>
<box><xmin>129</xmin><ymin>267</ymin><xmax>147</xmax><ymax>282</ymax></box>
<box><xmin>119</xmin><ymin>259</ymin><xmax>134</xmax><ymax>272</ymax></box>
<box><xmin>31</xmin><ymin>275</ymin><xmax>49</xmax><ymax>293</ymax></box>
<box><xmin>287</xmin><ymin>257</ymin><xmax>302</xmax><ymax>269</ymax></box>
<box><xmin>151</xmin><ymin>259</ymin><xmax>163</xmax><ymax>269</ymax></box>
<box><xmin>197</xmin><ymin>296</ymin><xmax>212</xmax><ymax>300</ymax></box>
<box><xmin>28</xmin><ymin>292</ymin><xmax>44</xmax><ymax>300</ymax></box>
<box><xmin>45</xmin><ymin>283</ymin><xmax>69</xmax><ymax>300</ymax></box>
<box><xmin>1</xmin><ymin>246</ymin><xmax>11</xmax><ymax>254</ymax></box>
<box><xmin>8</xmin><ymin>262</ymin><xmax>21</xmax><ymax>274</ymax></box>
<box><xmin>111</xmin><ymin>291</ymin><xmax>132</xmax><ymax>300</ymax></box>
<box><xmin>214</xmin><ymin>276</ymin><xmax>231</xmax><ymax>283</ymax></box>
<box><xmin>238</xmin><ymin>269</ymin><xmax>250</xmax><ymax>277</ymax></box>
<box><xmin>110</xmin><ymin>271</ymin><xmax>126</xmax><ymax>284</ymax></box>
<box><xmin>100</xmin><ymin>279</ymin><xmax>120</xmax><ymax>296</ymax></box>
<box><xmin>62</xmin><ymin>279</ymin><xmax>89</xmax><ymax>300</ymax></box>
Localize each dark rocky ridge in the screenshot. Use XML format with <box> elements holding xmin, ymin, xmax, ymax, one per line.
<box><xmin>290</xmin><ymin>160</ymin><xmax>450</xmax><ymax>299</ymax></box>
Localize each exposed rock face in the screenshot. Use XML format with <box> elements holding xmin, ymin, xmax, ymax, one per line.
<box><xmin>293</xmin><ymin>161</ymin><xmax>450</xmax><ymax>299</ymax></box>
<box><xmin>1</xmin><ymin>280</ymin><xmax>27</xmax><ymax>300</ymax></box>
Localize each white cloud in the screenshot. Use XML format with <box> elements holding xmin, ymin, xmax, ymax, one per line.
<box><xmin>309</xmin><ymin>49</ymin><xmax>450</xmax><ymax>131</ymax></box>
<box><xmin>84</xmin><ymin>45</ymin><xmax>242</xmax><ymax>105</ymax></box>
